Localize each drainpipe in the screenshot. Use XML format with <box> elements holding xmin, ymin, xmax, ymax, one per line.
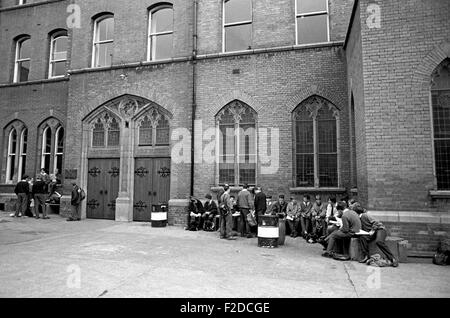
<box><xmin>190</xmin><ymin>0</ymin><xmax>198</xmax><ymax>197</ymax></box>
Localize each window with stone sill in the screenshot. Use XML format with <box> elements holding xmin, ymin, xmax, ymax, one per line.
<box><xmin>148</xmin><ymin>5</ymin><xmax>174</xmax><ymax>61</ymax></box>
<box><xmin>223</xmin><ymin>0</ymin><xmax>252</xmax><ymax>52</ymax></box>
<box><xmin>92</xmin><ymin>14</ymin><xmax>114</xmax><ymax>68</ymax></box>
<box><xmin>295</xmin><ymin>0</ymin><xmax>329</xmax><ymax>45</ymax></box>
<box><xmin>431</xmin><ymin>58</ymin><xmax>450</xmax><ymax>190</ymax></box>
<box><xmin>293</xmin><ymin>95</ymin><xmax>339</xmax><ymax>188</ymax></box>
<box><xmin>14</xmin><ymin>36</ymin><xmax>31</xmax><ymax>83</ymax></box>
<box><xmin>217</xmin><ymin>100</ymin><xmax>257</xmax><ymax>186</ymax></box>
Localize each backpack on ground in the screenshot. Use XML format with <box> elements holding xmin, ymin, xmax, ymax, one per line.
<box><xmin>79</xmin><ymin>188</ymin><xmax>86</xmax><ymax>201</ymax></box>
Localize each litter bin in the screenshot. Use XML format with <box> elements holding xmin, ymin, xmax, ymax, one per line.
<box><xmin>151</xmin><ymin>204</ymin><xmax>168</xmax><ymax>228</ymax></box>
<box><xmin>258</xmin><ymin>215</ymin><xmax>279</xmax><ymax>248</ymax></box>
<box><xmin>278</xmin><ymin>215</ymin><xmax>286</xmax><ymax>246</ymax></box>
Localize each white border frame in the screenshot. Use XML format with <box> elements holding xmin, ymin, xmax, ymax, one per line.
<box><xmin>294</xmin><ymin>0</ymin><xmax>330</xmax><ymax>46</ymax></box>
<box><xmin>6</xmin><ymin>129</ymin><xmax>17</xmax><ymax>184</ymax></box>
<box><xmin>17</xmin><ymin>128</ymin><xmax>27</xmax><ymax>181</ymax></box>
<box><xmin>13</xmin><ymin>38</ymin><xmax>31</xmax><ymax>83</ymax></box>
<box><xmin>41</xmin><ymin>126</ymin><xmax>52</xmax><ymax>171</ymax></box>
<box><xmin>54</xmin><ymin>126</ymin><xmax>64</xmax><ymax>174</ymax></box>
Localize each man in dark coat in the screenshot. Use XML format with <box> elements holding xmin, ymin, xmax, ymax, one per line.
<box><xmin>67</xmin><ymin>182</ymin><xmax>82</xmax><ymax>221</ymax></box>
<box><xmin>13</xmin><ymin>175</ymin><xmax>30</xmax><ymax>217</ymax></box>
<box><xmin>186</xmin><ymin>196</ymin><xmax>204</xmax><ymax>231</ymax></box>
<box><xmin>32</xmin><ymin>175</ymin><xmax>49</xmax><ymax>219</ymax></box>
<box><xmin>202</xmin><ymin>194</ymin><xmax>218</xmax><ymax>231</ymax></box>
<box><xmin>254</xmin><ymin>186</ymin><xmax>266</xmax><ymax>226</ymax></box>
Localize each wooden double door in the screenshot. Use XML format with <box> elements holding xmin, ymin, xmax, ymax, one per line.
<box><xmin>87</xmin><ymin>159</ymin><xmax>120</xmax><ymax>220</ymax></box>
<box><xmin>133</xmin><ymin>158</ymin><xmax>171</xmax><ymax>222</ymax></box>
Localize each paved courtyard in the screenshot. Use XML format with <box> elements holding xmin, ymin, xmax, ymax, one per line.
<box><xmin>0</xmin><ymin>211</ymin><xmax>449</xmax><ymax>298</ymax></box>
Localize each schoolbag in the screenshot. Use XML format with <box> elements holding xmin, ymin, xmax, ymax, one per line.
<box><xmin>79</xmin><ymin>188</ymin><xmax>86</xmax><ymax>201</ymax></box>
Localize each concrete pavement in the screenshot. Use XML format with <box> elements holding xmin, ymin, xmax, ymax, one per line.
<box><xmin>0</xmin><ymin>212</ymin><xmax>449</xmax><ymax>298</ymax></box>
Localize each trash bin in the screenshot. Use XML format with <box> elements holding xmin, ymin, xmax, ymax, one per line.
<box><xmin>258</xmin><ymin>215</ymin><xmax>279</xmax><ymax>248</ymax></box>
<box><xmin>151</xmin><ymin>204</ymin><xmax>168</xmax><ymax>228</ymax></box>
<box><xmin>278</xmin><ymin>216</ymin><xmax>286</xmax><ymax>246</ymax></box>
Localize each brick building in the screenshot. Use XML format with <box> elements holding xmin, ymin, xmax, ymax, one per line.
<box><xmin>0</xmin><ymin>0</ymin><xmax>448</xmax><ymax>255</ymax></box>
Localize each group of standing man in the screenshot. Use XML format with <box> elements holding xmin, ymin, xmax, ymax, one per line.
<box><xmin>13</xmin><ymin>169</ymin><xmax>60</xmax><ymax>219</ymax></box>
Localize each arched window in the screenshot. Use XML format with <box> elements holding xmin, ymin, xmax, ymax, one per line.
<box><xmin>91</xmin><ymin>112</ymin><xmax>120</xmax><ymax>148</ymax></box>
<box><xmin>92</xmin><ymin>14</ymin><xmax>114</xmax><ymax>67</ymax></box>
<box><xmin>295</xmin><ymin>0</ymin><xmax>329</xmax><ymax>45</ymax></box>
<box><xmin>148</xmin><ymin>5</ymin><xmax>174</xmax><ymax>61</ymax></box>
<box><xmin>41</xmin><ymin>127</ymin><xmax>52</xmax><ymax>173</ymax></box>
<box><xmin>293</xmin><ymin>95</ymin><xmax>339</xmax><ymax>188</ymax></box>
<box><xmin>431</xmin><ymin>59</ymin><xmax>450</xmax><ymax>190</ymax></box>
<box><xmin>14</xmin><ymin>36</ymin><xmax>31</xmax><ymax>83</ymax></box>
<box><xmin>18</xmin><ymin>128</ymin><xmax>28</xmax><ymax>181</ymax></box>
<box><xmin>6</xmin><ymin>129</ymin><xmax>18</xmax><ymax>182</ymax></box>
<box><xmin>138</xmin><ymin>107</ymin><xmax>170</xmax><ymax>147</ymax></box>
<box><xmin>223</xmin><ymin>0</ymin><xmax>252</xmax><ymax>52</ymax></box>
<box><xmin>54</xmin><ymin>126</ymin><xmax>64</xmax><ymax>176</ymax></box>
<box><xmin>49</xmin><ymin>31</ymin><xmax>68</xmax><ymax>78</ymax></box>
<box><xmin>217</xmin><ymin>100</ymin><xmax>257</xmax><ymax>185</ymax></box>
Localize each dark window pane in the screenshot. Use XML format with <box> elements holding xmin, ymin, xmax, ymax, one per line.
<box><xmin>98</xmin><ymin>17</ymin><xmax>114</xmax><ymax>41</ymax></box>
<box><xmin>44</xmin><ymin>128</ymin><xmax>52</xmax><ymax>153</ymax></box>
<box><xmin>156</xmin><ymin>117</ymin><xmax>170</xmax><ymax>145</ymax></box>
<box><xmin>9</xmin><ymin>156</ymin><xmax>15</xmax><ymax>181</ymax></box>
<box><xmin>95</xmin><ymin>42</ymin><xmax>113</xmax><ymax>67</ymax></box>
<box><xmin>318</xmin><ymin>119</ymin><xmax>337</xmax><ymax>153</ymax></box>
<box><xmin>296</xmin><ymin>0</ymin><xmax>327</xmax><ymax>14</ymax></box>
<box><xmin>225</xmin><ymin>0</ymin><xmax>252</xmax><ymax>24</ymax></box>
<box><xmin>225</xmin><ymin>24</ymin><xmax>251</xmax><ymax>52</ymax></box>
<box><xmin>297</xmin><ymin>14</ymin><xmax>328</xmax><ymax>44</ymax></box>
<box><xmin>20</xmin><ymin>155</ymin><xmax>26</xmax><ymax>179</ymax></box>
<box><xmin>152</xmin><ymin>33</ymin><xmax>173</xmax><ymax>60</ymax></box>
<box><xmin>219</xmin><ymin>167</ymin><xmax>235</xmax><ymax>185</ymax></box>
<box><xmin>239</xmin><ymin>164</ymin><xmax>256</xmax><ymax>185</ymax></box>
<box><xmin>19</xmin><ymin>39</ymin><xmax>31</xmax><ymax>59</ymax></box>
<box><xmin>56</xmin><ymin>155</ymin><xmax>63</xmax><ymax>175</ymax></box>
<box><xmin>151</xmin><ymin>7</ymin><xmax>173</xmax><ymax>33</ymax></box>
<box><xmin>93</xmin><ymin>120</ymin><xmax>105</xmax><ymax>147</ymax></box>
<box><xmin>296</xmin><ymin>120</ymin><xmax>314</xmax><ymax>153</ymax></box>
<box><xmin>139</xmin><ymin>117</ymin><xmax>153</xmax><ymax>146</ymax></box>
<box><xmin>435</xmin><ymin>139</ymin><xmax>450</xmax><ymax>190</ymax></box>
<box><xmin>22</xmin><ymin>129</ymin><xmax>28</xmax><ymax>154</ymax></box>
<box><xmin>108</xmin><ymin>118</ymin><xmax>120</xmax><ymax>147</ymax></box>
<box><xmin>319</xmin><ymin>154</ymin><xmax>338</xmax><ymax>187</ymax></box>
<box><xmin>433</xmin><ymin>91</ymin><xmax>450</xmax><ymax>139</ymax></box>
<box><xmin>52</xmin><ymin>61</ymin><xmax>66</xmax><ymax>77</ymax></box>
<box><xmin>57</xmin><ymin>128</ymin><xmax>64</xmax><ymax>153</ymax></box>
<box><xmin>296</xmin><ymin>154</ymin><xmax>314</xmax><ymax>187</ymax></box>
<box><xmin>43</xmin><ymin>154</ymin><xmax>51</xmax><ymax>173</ymax></box>
<box><xmin>11</xmin><ymin>130</ymin><xmax>17</xmax><ymax>154</ymax></box>
<box><xmin>18</xmin><ymin>61</ymin><xmax>30</xmax><ymax>82</ymax></box>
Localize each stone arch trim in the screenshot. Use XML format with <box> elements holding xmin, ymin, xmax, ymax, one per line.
<box><xmin>82</xmin><ymin>92</ymin><xmax>177</xmax><ymax>123</ymax></box>
<box><xmin>411</xmin><ymin>41</ymin><xmax>450</xmax><ymax>88</ymax></box>
<box><xmin>210</xmin><ymin>90</ymin><xmax>263</xmax><ymax>116</ymax></box>
<box><xmin>1</xmin><ymin>109</ymin><xmax>65</xmax><ymax>132</ymax></box>
<box><xmin>286</xmin><ymin>84</ymin><xmax>345</xmax><ymax>113</ymax></box>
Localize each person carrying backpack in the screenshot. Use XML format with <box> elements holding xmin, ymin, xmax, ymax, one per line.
<box><xmin>67</xmin><ymin>182</ymin><xmax>85</xmax><ymax>222</ymax></box>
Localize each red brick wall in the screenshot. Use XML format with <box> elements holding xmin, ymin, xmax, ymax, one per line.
<box><xmin>357</xmin><ymin>0</ymin><xmax>450</xmax><ymax>212</ymax></box>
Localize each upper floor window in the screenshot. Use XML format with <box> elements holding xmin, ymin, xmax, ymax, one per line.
<box><xmin>18</xmin><ymin>0</ymin><xmax>27</xmax><ymax>5</ymax></box>
<box><xmin>92</xmin><ymin>15</ymin><xmax>114</xmax><ymax>68</ymax></box>
<box><xmin>217</xmin><ymin>100</ymin><xmax>257</xmax><ymax>186</ymax></box>
<box><xmin>14</xmin><ymin>36</ymin><xmax>31</xmax><ymax>83</ymax></box>
<box><xmin>49</xmin><ymin>31</ymin><xmax>68</xmax><ymax>78</ymax></box>
<box><xmin>293</xmin><ymin>95</ymin><xmax>339</xmax><ymax>188</ymax></box>
<box><xmin>295</xmin><ymin>0</ymin><xmax>329</xmax><ymax>45</ymax></box>
<box><xmin>148</xmin><ymin>5</ymin><xmax>174</xmax><ymax>61</ymax></box>
<box><xmin>223</xmin><ymin>0</ymin><xmax>252</xmax><ymax>52</ymax></box>
<box><xmin>38</xmin><ymin>118</ymin><xmax>65</xmax><ymax>177</ymax></box>
<box><xmin>431</xmin><ymin>59</ymin><xmax>450</xmax><ymax>190</ymax></box>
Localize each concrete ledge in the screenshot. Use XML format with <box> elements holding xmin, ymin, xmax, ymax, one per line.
<box><xmin>429</xmin><ymin>190</ymin><xmax>450</xmax><ymax>199</ymax></box>
<box><xmin>290</xmin><ymin>187</ymin><xmax>347</xmax><ymax>193</ymax></box>
<box><xmin>168</xmin><ymin>199</ymin><xmax>189</xmax><ymax>207</ymax></box>
<box><xmin>368</xmin><ymin>210</ymin><xmax>450</xmax><ymax>224</ymax></box>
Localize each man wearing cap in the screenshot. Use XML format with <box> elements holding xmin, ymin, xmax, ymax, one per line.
<box><xmin>202</xmin><ymin>194</ymin><xmax>218</xmax><ymax>231</ymax></box>
<box><xmin>354</xmin><ymin>204</ymin><xmax>399</xmax><ymax>267</ymax></box>
<box><xmin>322</xmin><ymin>201</ymin><xmax>361</xmax><ymax>260</ymax></box>
<box><xmin>32</xmin><ymin>175</ymin><xmax>49</xmax><ymax>219</ymax></box>
<box><xmin>218</xmin><ymin>184</ymin><xmax>235</xmax><ymax>240</ymax></box>
<box><xmin>13</xmin><ymin>175</ymin><xmax>30</xmax><ymax>218</ymax></box>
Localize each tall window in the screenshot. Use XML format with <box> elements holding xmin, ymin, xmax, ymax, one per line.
<box><xmin>49</xmin><ymin>32</ymin><xmax>68</xmax><ymax>78</ymax></box>
<box><xmin>431</xmin><ymin>59</ymin><xmax>450</xmax><ymax>190</ymax></box>
<box><xmin>294</xmin><ymin>96</ymin><xmax>339</xmax><ymax>188</ymax></box>
<box><xmin>92</xmin><ymin>15</ymin><xmax>114</xmax><ymax>67</ymax></box>
<box><xmin>138</xmin><ymin>108</ymin><xmax>170</xmax><ymax>147</ymax></box>
<box><xmin>223</xmin><ymin>0</ymin><xmax>252</xmax><ymax>52</ymax></box>
<box><xmin>18</xmin><ymin>128</ymin><xmax>28</xmax><ymax>181</ymax></box>
<box><xmin>6</xmin><ymin>129</ymin><xmax>18</xmax><ymax>182</ymax></box>
<box><xmin>41</xmin><ymin>127</ymin><xmax>52</xmax><ymax>173</ymax></box>
<box><xmin>91</xmin><ymin>112</ymin><xmax>120</xmax><ymax>148</ymax></box>
<box><xmin>54</xmin><ymin>126</ymin><xmax>64</xmax><ymax>175</ymax></box>
<box><xmin>217</xmin><ymin>100</ymin><xmax>257</xmax><ymax>185</ymax></box>
<box><xmin>295</xmin><ymin>0</ymin><xmax>329</xmax><ymax>45</ymax></box>
<box><xmin>14</xmin><ymin>36</ymin><xmax>31</xmax><ymax>83</ymax></box>
<box><xmin>148</xmin><ymin>5</ymin><xmax>174</xmax><ymax>61</ymax></box>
